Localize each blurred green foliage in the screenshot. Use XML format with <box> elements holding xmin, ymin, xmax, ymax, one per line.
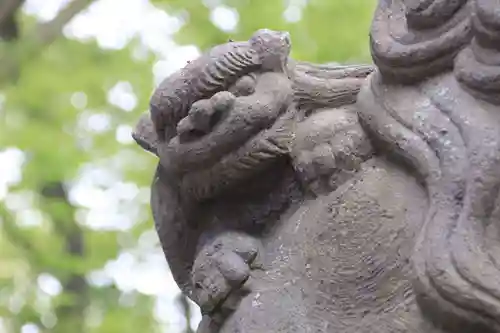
<box><xmin>0</xmin><ymin>0</ymin><xmax>374</xmax><ymax>332</ymax></box>
<box><xmin>156</xmin><ymin>0</ymin><xmax>375</xmax><ymax>62</ymax></box>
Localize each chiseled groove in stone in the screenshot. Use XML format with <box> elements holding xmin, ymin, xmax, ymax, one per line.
<box><xmin>370</xmin><ymin>0</ymin><xmax>472</xmax><ymax>83</ymax></box>
<box><xmin>370</xmin><ymin>71</ymin><xmax>500</xmax><ymax>328</ymax></box>
<box><xmin>406</xmin><ymin>0</ymin><xmax>467</xmax><ymax>29</ymax></box>
<box><xmin>455</xmin><ymin>0</ymin><xmax>500</xmax><ymax>105</ymax></box>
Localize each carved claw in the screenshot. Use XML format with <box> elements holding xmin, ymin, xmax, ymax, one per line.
<box><xmin>191</xmin><ymin>232</ymin><xmax>260</xmax><ymax>315</ymax></box>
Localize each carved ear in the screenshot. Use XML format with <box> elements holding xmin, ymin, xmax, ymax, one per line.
<box><xmin>132</xmin><ymin>112</ymin><xmax>159</xmax><ymax>156</ymax></box>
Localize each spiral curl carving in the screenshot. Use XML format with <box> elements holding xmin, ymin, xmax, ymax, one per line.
<box><xmin>371</xmin><ymin>0</ymin><xmax>472</xmax><ymax>83</ymax></box>
<box><xmin>455</xmin><ymin>0</ymin><xmax>500</xmax><ymax>104</ymax></box>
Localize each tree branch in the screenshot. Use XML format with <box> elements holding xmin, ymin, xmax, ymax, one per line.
<box><xmin>0</xmin><ymin>0</ymin><xmax>24</xmax><ymax>40</ymax></box>
<box><xmin>0</xmin><ymin>0</ymin><xmax>24</xmax><ymax>26</ymax></box>
<box><xmin>0</xmin><ymin>0</ymin><xmax>96</xmax><ymax>85</ymax></box>
<box><xmin>33</xmin><ymin>0</ymin><xmax>95</xmax><ymax>46</ymax></box>
<box><xmin>40</xmin><ymin>181</ymin><xmax>88</xmax><ymax>333</ymax></box>
<box><xmin>0</xmin><ymin>204</ymin><xmax>52</xmax><ymax>273</ymax></box>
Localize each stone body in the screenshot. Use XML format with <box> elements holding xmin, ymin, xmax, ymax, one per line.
<box><xmin>133</xmin><ymin>1</ymin><xmax>500</xmax><ymax>332</ymax></box>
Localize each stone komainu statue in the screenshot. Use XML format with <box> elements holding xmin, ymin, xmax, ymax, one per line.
<box><xmin>133</xmin><ymin>1</ymin><xmax>500</xmax><ymax>332</ymax></box>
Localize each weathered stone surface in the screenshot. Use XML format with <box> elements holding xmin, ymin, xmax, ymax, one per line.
<box><xmin>133</xmin><ymin>1</ymin><xmax>500</xmax><ymax>332</ymax></box>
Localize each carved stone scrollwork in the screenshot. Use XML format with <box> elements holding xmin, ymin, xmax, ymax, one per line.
<box><xmin>405</xmin><ymin>0</ymin><xmax>467</xmax><ymax>29</ymax></box>
<box><xmin>371</xmin><ymin>0</ymin><xmax>472</xmax><ymax>83</ymax></box>
<box><xmin>134</xmin><ymin>28</ymin><xmax>374</xmax><ymax>332</ymax></box>
<box><xmin>133</xmin><ymin>2</ymin><xmax>500</xmax><ymax>332</ymax></box>
<box><xmin>359</xmin><ymin>1</ymin><xmax>500</xmax><ymax>332</ymax></box>
<box><xmin>455</xmin><ymin>0</ymin><xmax>500</xmax><ymax>104</ymax></box>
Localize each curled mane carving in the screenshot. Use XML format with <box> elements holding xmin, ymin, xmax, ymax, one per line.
<box><xmin>370</xmin><ymin>0</ymin><xmax>472</xmax><ymax>83</ymax></box>
<box><xmin>359</xmin><ymin>0</ymin><xmax>500</xmax><ymax>330</ymax></box>
<box><xmin>455</xmin><ymin>0</ymin><xmax>500</xmax><ymax>104</ymax></box>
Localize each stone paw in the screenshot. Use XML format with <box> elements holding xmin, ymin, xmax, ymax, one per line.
<box><xmin>191</xmin><ymin>232</ymin><xmax>260</xmax><ymax>315</ymax></box>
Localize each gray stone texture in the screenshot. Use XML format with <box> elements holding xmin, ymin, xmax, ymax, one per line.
<box><xmin>133</xmin><ymin>1</ymin><xmax>500</xmax><ymax>331</ymax></box>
